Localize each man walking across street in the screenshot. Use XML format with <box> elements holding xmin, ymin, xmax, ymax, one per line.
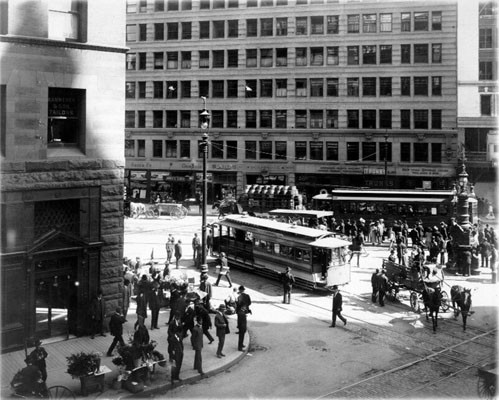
<box><xmin>280</xmin><ymin>267</ymin><xmax>295</xmax><ymax>304</ymax></box>
<box><xmin>378</xmin><ymin>269</ymin><xmax>389</xmax><ymax>307</ymax></box>
<box><xmin>330</xmin><ymin>285</ymin><xmax>347</xmax><ymax>327</ymax></box>
<box><xmin>166</xmin><ymin>234</ymin><xmax>175</xmax><ymax>263</ymax></box>
<box><xmin>214</xmin><ymin>304</ymin><xmax>229</xmax><ymax>358</ymax></box>
<box><xmin>192</xmin><ymin>233</ymin><xmax>201</xmax><ymax>262</ymax></box>
<box><xmin>192</xmin><ymin>317</ymin><xmax>205</xmax><ymax>375</ymax></box>
<box><xmin>236</xmin><ymin>285</ymin><xmax>252</xmax><ymax>351</ymax></box>
<box><xmin>174</xmin><ymin>240</ymin><xmax>183</xmax><ymax>269</ymax></box>
<box><xmin>106</xmin><ymin>307</ymin><xmax>127</xmax><ymax>356</ymax></box>
<box><xmin>214</xmin><ymin>252</ymin><xmax>232</xmax><ymax>288</ymax></box>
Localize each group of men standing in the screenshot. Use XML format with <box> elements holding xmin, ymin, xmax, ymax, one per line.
<box><xmin>371</xmin><ymin>269</ymin><xmax>389</xmax><ymax>307</ymax></box>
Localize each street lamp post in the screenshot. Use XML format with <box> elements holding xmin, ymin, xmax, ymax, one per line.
<box><xmin>199</xmin><ymin>98</ymin><xmax>210</xmax><ymax>268</ymax></box>
<box><xmin>384</xmin><ymin>132</ymin><xmax>389</xmax><ymax>189</ymax></box>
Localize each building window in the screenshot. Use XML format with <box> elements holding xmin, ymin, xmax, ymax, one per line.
<box><xmin>295</xmin><ymin>79</ymin><xmax>307</xmax><ymax>97</ymax></box>
<box><xmin>363</xmin><ymin>14</ymin><xmax>377</xmax><ymax>33</ymax></box>
<box><xmin>362</xmin><ymin>45</ymin><xmax>376</xmax><ymax>64</ymax></box>
<box><xmin>228</xmin><ymin>20</ymin><xmax>238</xmax><ymax>37</ymax></box>
<box><xmin>227</xmin><ymin>140</ymin><xmax>237</xmax><ymax>159</ymax></box>
<box><xmin>276</xmin><ymin>48</ymin><xmax>287</xmax><ymax>66</ymax></box>
<box><xmin>326</xmin><ymin>110</ymin><xmax>338</xmax><ymax>128</ymax></box>
<box><xmin>414</xmin><ymin>143</ymin><xmax>428</xmax><ymax>162</ymax></box>
<box><xmin>181</xmin><ymin>51</ymin><xmax>191</xmax><ymax>69</ymax></box>
<box><xmin>480</xmin><ymin>62</ymin><xmax>493</xmax><ymax>80</ymax></box>
<box><xmin>431</xmin><ymin>109</ymin><xmax>442</xmax><ymax>129</ymax></box>
<box><xmin>347</xmin><ymin>78</ymin><xmax>359</xmax><ymax>96</ymax></box>
<box><xmin>125</xmin><ymin>111</ymin><xmax>135</xmax><ymax>128</ymax></box>
<box><xmin>167</xmin><ymin>82</ymin><xmax>177</xmax><ymax>98</ymax></box>
<box><xmin>137</xmin><ymin>140</ymin><xmax>145</xmax><ymax>157</ymax></box>
<box><xmin>432</xmin><ymin>77</ymin><xmax>442</xmax><ymax>96</ymax></box>
<box><xmin>261</xmin><ymin>49</ymin><xmax>273</xmax><ymax>67</ymax></box>
<box><xmin>48</xmin><ymin>1</ymin><xmax>82</xmax><ymax>41</ymax></box>
<box><xmin>362</xmin><ymin>109</ymin><xmax>376</xmax><ymax>129</ymax></box>
<box><xmin>296</xmin><ymin>47</ymin><xmax>307</xmax><ymax>66</ymax></box>
<box><xmin>380</xmin><ymin>13</ymin><xmax>392</xmax><ymax>32</ymax></box>
<box><xmin>327</xmin><ymin>15</ymin><xmax>339</xmax><ymax>34</ymax></box>
<box><xmin>380</xmin><ymin>142</ymin><xmax>392</xmax><ymax>162</ymax></box>
<box><xmin>154</xmin><ymin>23</ymin><xmax>165</xmax><ymax>40</ymax></box>
<box><xmin>153</xmin><ymin>140</ymin><xmax>163</xmax><ymax>157</ymax></box>
<box><xmin>310</xmin><ymin>110</ymin><xmax>323</xmax><ymax>128</ymax></box>
<box><xmin>479</xmin><ymin>28</ymin><xmax>493</xmax><ymax>48</ymax></box>
<box><xmin>310</xmin><ymin>47</ymin><xmax>324</xmax><ymax>66</ymax></box>
<box><xmin>347</xmin><ymin>110</ymin><xmax>359</xmax><ymax>128</ymax></box>
<box><xmin>246</xmin><ymin>49</ymin><xmax>257</xmax><ymax>67</ymax></box>
<box><xmin>212</xmin><ymin>111</ymin><xmax>223</xmax><ymax>127</ymax></box>
<box><xmin>414</xmin><ymin>12</ymin><xmax>429</xmax><ymax>31</ymax></box>
<box><xmin>212</xmin><ymin>81</ymin><xmax>224</xmax><ymax>98</ymax></box>
<box><xmin>154</xmin><ymin>52</ymin><xmax>164</xmax><ymax>69</ymax></box>
<box><xmin>295</xmin><ymin>110</ymin><xmax>307</xmax><ymax>128</ymax></box>
<box><xmin>362</xmin><ymin>77</ymin><xmax>376</xmax><ymax>96</ymax></box>
<box><xmin>180</xmin><ymin>140</ymin><xmax>190</xmax><ymax>158</ymax></box>
<box><xmin>125</xmin><ymin>139</ymin><xmax>135</xmax><ymax>157</ymax></box>
<box><xmin>379</xmin><ymin>110</ymin><xmax>392</xmax><ymax>129</ymax></box>
<box><xmin>311</xmin><ymin>16</ymin><xmax>324</xmax><ymax>34</ymax></box>
<box><xmin>401</xmin><ymin>12</ymin><xmax>411</xmax><ymax>31</ymax></box>
<box><xmin>276</xmin><ymin>79</ymin><xmax>287</xmax><ymax>97</ymax></box>
<box><xmin>213</xmin><ymin>0</ymin><xmax>225</xmax><ymax>8</ymax></box>
<box><xmin>200</xmin><ymin>21</ymin><xmax>210</xmax><ymax>38</ymax></box>
<box><xmin>154</xmin><ymin>0</ymin><xmax>164</xmax><ymax>11</ymax></box>
<box><xmin>295</xmin><ymin>141</ymin><xmax>307</xmax><ymax>160</ymax></box>
<box><xmin>200</xmin><ymin>0</ymin><xmax>210</xmax><ymax>9</ymax></box>
<box><xmin>182</xmin><ymin>1</ymin><xmax>191</xmax><ymax>11</ymax></box>
<box><xmin>414</xmin><ymin>77</ymin><xmax>428</xmax><ymax>96</ymax></box>
<box><xmin>167</xmin><ymin>0</ymin><xmax>178</xmax><ymax>11</ymax></box>
<box><xmin>432</xmin><ymin>11</ymin><xmax>442</xmax><ymax>30</ymax></box>
<box><xmin>431</xmin><ymin>44</ymin><xmax>442</xmax><ymax>63</ymax></box>
<box><xmin>138</xmin><ymin>81</ymin><xmax>146</xmax><ymax>98</ymax></box>
<box><xmin>182</xmin><ymin>22</ymin><xmax>192</xmax><ymax>39</ymax></box>
<box><xmin>275</xmin><ymin>141</ymin><xmax>287</xmax><ymax>160</ymax></box>
<box><xmin>414</xmin><ymin>44</ymin><xmax>428</xmax><ymax>63</ymax></box>
<box><xmin>327</xmin><ymin>78</ymin><xmax>339</xmax><ymax>96</ymax></box>
<box><xmin>347</xmin><ymin>14</ymin><xmax>360</xmax><ymax>33</ymax></box>
<box><xmin>380</xmin><ymin>78</ymin><xmax>392</xmax><ymax>96</ymax></box>
<box><xmin>227</xmin><ymin>80</ymin><xmax>238</xmax><ymax>97</ymax></box>
<box><xmin>138</xmin><ymin>24</ymin><xmax>147</xmax><ymax>41</ymax></box>
<box><xmin>431</xmin><ymin>143</ymin><xmax>442</xmax><ymax>163</ymax></box>
<box><xmin>261</xmin><ymin>0</ymin><xmax>273</xmax><ymax>6</ymax></box>
<box><xmin>246</xmin><ymin>80</ymin><xmax>257</xmax><ymax>97</ymax></box>
<box><xmin>401</xmin><ymin>77</ymin><xmax>411</xmax><ymax>96</ymax></box>
<box><xmin>167</xmin><ymin>22</ymin><xmax>178</xmax><ymax>40</ymax></box>
<box><xmin>213</xmin><ymin>20</ymin><xmax>225</xmax><ymax>38</ymax></box>
<box><xmin>414</xmin><ymin>110</ymin><xmax>428</xmax><ymax>129</ymax></box>
<box><xmin>327</xmin><ymin>47</ymin><xmax>339</xmax><ymax>65</ymax></box>
<box><xmin>347</xmin><ymin>142</ymin><xmax>359</xmax><ymax>160</ymax></box>
<box><xmin>126</xmin><ymin>25</ymin><xmax>137</xmax><ymax>42</ymax></box>
<box><xmin>261</xmin><ymin>80</ymin><xmax>273</xmax><ymax>97</ymax></box>
<box><xmin>401</xmin><ymin>109</ymin><xmax>411</xmax><ymax>129</ymax></box>
<box><xmin>227</xmin><ymin>111</ymin><xmax>238</xmax><ymax>128</ymax></box>
<box><xmin>481</xmin><ymin>95</ymin><xmax>492</xmax><ymax>116</ymax></box>
<box><xmin>153</xmin><ymin>110</ymin><xmax>163</xmax><ymax>128</ymax></box>
<box><xmin>246</xmin><ymin>110</ymin><xmax>257</xmax><ymax>128</ymax></box>
<box><xmin>164</xmin><ymin>140</ymin><xmax>177</xmax><ymax>158</ymax></box>
<box><xmin>380</xmin><ymin>45</ymin><xmax>392</xmax><ymax>64</ymax></box>
<box><xmin>362</xmin><ymin>142</ymin><xmax>376</xmax><ymax>161</ymax></box>
<box><xmin>276</xmin><ymin>18</ymin><xmax>288</xmax><ymax>35</ymax></box>
<box><xmin>347</xmin><ymin>46</ymin><xmax>359</xmax><ymax>65</ymax></box>
<box><xmin>127</xmin><ymin>1</ymin><xmax>137</xmax><ymax>13</ymax></box>
<box><xmin>276</xmin><ymin>110</ymin><xmax>287</xmax><ymax>128</ymax></box>
<box><xmin>400</xmin><ymin>142</ymin><xmax>411</xmax><ymax>162</ymax></box>
<box><xmin>245</xmin><ymin>141</ymin><xmax>257</xmax><ymax>159</ymax></box>
<box><xmin>126</xmin><ymin>82</ymin><xmax>136</xmax><ymax>98</ymax></box>
<box><xmin>153</xmin><ymin>81</ymin><xmax>164</xmax><ymax>98</ymax></box>
<box><xmin>181</xmin><ymin>81</ymin><xmax>191</xmax><ymax>98</ymax></box>
<box><xmin>310</xmin><ymin>142</ymin><xmax>324</xmax><ymax>160</ymax></box>
<box><xmin>296</xmin><ymin>17</ymin><xmax>308</xmax><ymax>35</ymax></box>
<box><xmin>213</xmin><ymin>50</ymin><xmax>224</xmax><ymax>68</ymax></box>
<box><xmin>199</xmin><ymin>51</ymin><xmax>209</xmax><ymax>68</ymax></box>
<box><xmin>138</xmin><ymin>52</ymin><xmax>146</xmax><ymax>69</ymax></box>
<box><xmin>401</xmin><ymin>44</ymin><xmax>411</xmax><ymax>64</ymax></box>
<box><xmin>260</xmin><ymin>141</ymin><xmax>273</xmax><ymax>159</ymax></box>
<box><xmin>260</xmin><ymin>110</ymin><xmax>273</xmax><ymax>128</ymax></box>
<box><xmin>326</xmin><ymin>142</ymin><xmax>338</xmax><ymax>160</ymax></box>
<box><xmin>276</xmin><ymin>0</ymin><xmax>287</xmax><ymax>5</ymax></box>
<box><xmin>126</xmin><ymin>53</ymin><xmax>136</xmax><ymax>70</ymax></box>
<box><xmin>179</xmin><ymin>111</ymin><xmax>190</xmax><ymax>128</ymax></box>
<box><xmin>137</xmin><ymin>111</ymin><xmax>146</xmax><ymax>128</ymax></box>
<box><xmin>167</xmin><ymin>51</ymin><xmax>178</xmax><ymax>69</ymax></box>
<box><xmin>166</xmin><ymin>111</ymin><xmax>177</xmax><ymax>127</ymax></box>
<box><xmin>247</xmin><ymin>19</ymin><xmax>257</xmax><ymax>37</ymax></box>
<box><xmin>199</xmin><ymin>81</ymin><xmax>209</xmax><ymax>98</ymax></box>
<box><xmin>261</xmin><ymin>18</ymin><xmax>273</xmax><ymax>36</ymax></box>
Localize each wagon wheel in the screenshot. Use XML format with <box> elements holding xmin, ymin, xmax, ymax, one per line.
<box><xmin>180</xmin><ymin>206</ymin><xmax>188</xmax><ymax>219</ymax></box>
<box><xmin>440</xmin><ymin>290</ymin><xmax>450</xmax><ymax>312</ymax></box>
<box><xmin>410</xmin><ymin>291</ymin><xmax>420</xmax><ymax>313</ymax></box>
<box><xmin>171</xmin><ymin>208</ymin><xmax>182</xmax><ymax>220</ymax></box>
<box><xmin>48</xmin><ymin>385</ymin><xmax>76</xmax><ymax>399</ymax></box>
<box><xmin>477</xmin><ymin>375</ymin><xmax>496</xmax><ymax>399</ymax></box>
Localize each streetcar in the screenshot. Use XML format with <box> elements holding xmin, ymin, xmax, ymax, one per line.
<box><xmin>268</xmin><ymin>209</ymin><xmax>335</xmax><ymax>228</ymax></box>
<box><xmin>211</xmin><ymin>214</ymin><xmax>351</xmax><ymax>291</ymax></box>
<box><xmin>312</xmin><ymin>188</ymin><xmax>460</xmax><ymax>226</ymax></box>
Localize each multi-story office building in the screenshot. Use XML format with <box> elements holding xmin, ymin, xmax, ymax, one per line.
<box><xmin>0</xmin><ymin>1</ymin><xmax>126</xmax><ymax>351</ymax></box>
<box><xmin>125</xmin><ymin>0</ymin><xmax>459</xmax><ymax>204</ymax></box>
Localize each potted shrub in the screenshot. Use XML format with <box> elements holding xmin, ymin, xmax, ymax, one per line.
<box><xmin>66</xmin><ymin>352</ymin><xmax>103</xmax><ymax>396</ymax></box>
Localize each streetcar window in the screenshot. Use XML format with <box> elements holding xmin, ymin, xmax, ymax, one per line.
<box><xmin>302</xmin><ymin>250</ymin><xmax>310</xmax><ymax>262</ymax></box>
<box><xmin>266</xmin><ymin>242</ymin><xmax>273</xmax><ymax>253</ymax></box>
<box><xmin>254</xmin><ymin>238</ymin><xmax>260</xmax><ymax>247</ymax></box>
<box><xmin>431</xmin><ymin>207</ymin><xmax>437</xmax><ymax>215</ymax></box>
<box><xmin>295</xmin><ymin>249</ymin><xmax>303</xmax><ymax>260</ymax></box>
<box><xmin>259</xmin><ymin>240</ymin><xmax>267</xmax><ymax>249</ymax></box>
<box><xmin>438</xmin><ymin>204</ymin><xmax>448</xmax><ymax>215</ymax></box>
<box><xmin>274</xmin><ymin>243</ymin><xmax>280</xmax><ymax>253</ymax></box>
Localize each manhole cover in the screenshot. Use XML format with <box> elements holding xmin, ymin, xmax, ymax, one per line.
<box><xmin>250</xmin><ymin>345</ymin><xmax>268</xmax><ymax>352</ymax></box>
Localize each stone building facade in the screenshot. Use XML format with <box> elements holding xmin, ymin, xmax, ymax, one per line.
<box><xmin>0</xmin><ymin>1</ymin><xmax>126</xmax><ymax>351</ymax></box>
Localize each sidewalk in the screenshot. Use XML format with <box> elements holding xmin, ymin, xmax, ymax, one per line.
<box><xmin>1</xmin><ymin>266</ymin><xmax>248</xmax><ymax>399</ymax></box>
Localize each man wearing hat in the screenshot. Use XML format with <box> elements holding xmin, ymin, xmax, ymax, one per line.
<box><xmin>199</xmin><ymin>273</ymin><xmax>213</xmax><ymax>311</ymax></box>
<box><xmin>191</xmin><ymin>316</ymin><xmax>205</xmax><ymax>375</ymax></box>
<box><xmin>107</xmin><ymin>307</ymin><xmax>127</xmax><ymax>357</ymax></box>
<box><xmin>378</xmin><ymin>270</ymin><xmax>389</xmax><ymax>307</ymax></box>
<box><xmin>330</xmin><ymin>285</ymin><xmax>347</xmax><ymax>327</ymax></box>
<box><xmin>236</xmin><ymin>286</ymin><xmax>252</xmax><ymax>351</ymax></box>
<box><xmin>280</xmin><ymin>267</ymin><xmax>295</xmax><ymax>304</ymax></box>
<box><xmin>27</xmin><ymin>338</ymin><xmax>48</xmax><ymax>382</ymax></box>
<box><xmin>214</xmin><ymin>304</ymin><xmax>230</xmax><ymax>358</ymax></box>
<box><xmin>214</xmin><ymin>252</ymin><xmax>232</xmax><ymax>288</ymax></box>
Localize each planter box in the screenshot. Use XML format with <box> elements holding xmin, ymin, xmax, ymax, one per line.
<box><xmin>80</xmin><ymin>373</ymin><xmax>105</xmax><ymax>396</ymax></box>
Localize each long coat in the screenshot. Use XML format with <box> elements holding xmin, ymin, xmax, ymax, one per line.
<box><xmin>191</xmin><ymin>324</ymin><xmax>203</xmax><ymax>351</ymax></box>
<box><xmin>332</xmin><ymin>292</ymin><xmax>343</xmax><ymax>312</ymax></box>
<box><xmin>214</xmin><ymin>311</ymin><xmax>229</xmax><ymax>337</ymax></box>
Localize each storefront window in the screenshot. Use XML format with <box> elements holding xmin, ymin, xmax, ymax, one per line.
<box><xmin>47</xmin><ymin>88</ymin><xmax>85</xmax><ymax>148</ymax></box>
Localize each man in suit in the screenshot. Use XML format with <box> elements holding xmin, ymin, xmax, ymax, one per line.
<box><xmin>280</xmin><ymin>267</ymin><xmax>295</xmax><ymax>304</ymax></box>
<box><xmin>174</xmin><ymin>240</ymin><xmax>183</xmax><ymax>269</ymax></box>
<box><xmin>168</xmin><ymin>311</ymin><xmax>184</xmax><ymax>383</ymax></box>
<box><xmin>330</xmin><ymin>285</ymin><xmax>347</xmax><ymax>327</ymax></box>
<box><xmin>191</xmin><ymin>317</ymin><xmax>204</xmax><ymax>375</ymax></box>
<box><xmin>89</xmin><ymin>290</ymin><xmax>106</xmax><ymax>339</ymax></box>
<box><xmin>371</xmin><ymin>269</ymin><xmax>380</xmax><ymax>303</ymax></box>
<box><xmin>378</xmin><ymin>270</ymin><xmax>389</xmax><ymax>307</ymax></box>
<box><xmin>214</xmin><ymin>304</ymin><xmax>229</xmax><ymax>358</ymax></box>
<box><xmin>236</xmin><ymin>285</ymin><xmax>252</xmax><ymax>351</ymax></box>
<box><xmin>214</xmin><ymin>252</ymin><xmax>232</xmax><ymax>288</ymax></box>
<box><xmin>106</xmin><ymin>307</ymin><xmax>127</xmax><ymax>356</ymax></box>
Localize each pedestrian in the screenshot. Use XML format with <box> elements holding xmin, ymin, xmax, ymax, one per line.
<box><xmin>163</xmin><ymin>260</ymin><xmax>170</xmax><ymax>279</ymax></box>
<box><xmin>199</xmin><ymin>273</ymin><xmax>213</xmax><ymax>311</ymax></box>
<box><xmin>149</xmin><ymin>282</ymin><xmax>161</xmax><ymax>330</ymax></box>
<box><xmin>236</xmin><ymin>285</ymin><xmax>252</xmax><ymax>351</ymax></box>
<box><xmin>207</xmin><ymin>229</ymin><xmax>214</xmax><ymax>257</ymax></box>
<box><xmin>214</xmin><ymin>304</ymin><xmax>229</xmax><ymax>358</ymax></box>
<box><xmin>329</xmin><ymin>285</ymin><xmax>347</xmax><ymax>327</ymax></box>
<box><xmin>133</xmin><ymin>315</ymin><xmax>149</xmax><ymax>346</ymax></box>
<box><xmin>122</xmin><ymin>279</ymin><xmax>132</xmax><ymax>319</ymax></box>
<box><xmin>192</xmin><ymin>233</ymin><xmax>201</xmax><ymax>262</ymax></box>
<box><xmin>106</xmin><ymin>307</ymin><xmax>127</xmax><ymax>357</ymax></box>
<box><xmin>166</xmin><ymin>234</ymin><xmax>175</xmax><ymax>263</ymax></box>
<box><xmin>280</xmin><ymin>266</ymin><xmax>295</xmax><ymax>304</ymax></box>
<box><xmin>378</xmin><ymin>269</ymin><xmax>389</xmax><ymax>307</ymax></box>
<box><xmin>195</xmin><ymin>299</ymin><xmax>215</xmax><ymax>344</ymax></box>
<box><xmin>224</xmin><ymin>287</ymin><xmax>238</xmax><ymax>315</ymax></box>
<box><xmin>89</xmin><ymin>290</ymin><xmax>106</xmax><ymax>339</ymax></box>
<box><xmin>388</xmin><ymin>249</ymin><xmax>396</xmax><ymax>263</ymax></box>
<box><xmin>371</xmin><ymin>269</ymin><xmax>380</xmax><ymax>303</ymax></box>
<box><xmin>348</xmin><ymin>231</ymin><xmax>364</xmax><ymax>267</ymax></box>
<box><xmin>480</xmin><ymin>238</ymin><xmax>492</xmax><ymax>269</ymax></box>
<box><xmin>214</xmin><ymin>252</ymin><xmax>232</xmax><ymax>288</ymax></box>
<box><xmin>174</xmin><ymin>240</ymin><xmax>183</xmax><ymax>269</ymax></box>
<box><xmin>27</xmin><ymin>338</ymin><xmax>48</xmax><ymax>382</ymax></box>
<box><xmin>168</xmin><ymin>311</ymin><xmax>184</xmax><ymax>383</ymax></box>
<box><xmin>191</xmin><ymin>317</ymin><xmax>205</xmax><ymax>375</ymax></box>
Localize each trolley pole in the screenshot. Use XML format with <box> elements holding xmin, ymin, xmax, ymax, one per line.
<box><xmin>200</xmin><ymin>98</ymin><xmax>210</xmax><ymax>268</ymax></box>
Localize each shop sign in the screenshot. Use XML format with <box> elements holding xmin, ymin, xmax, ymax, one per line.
<box><xmin>363</xmin><ymin>167</ymin><xmax>385</xmax><ymax>175</ymax></box>
<box><xmin>399</xmin><ymin>166</ymin><xmax>454</xmax><ymax>177</ymax></box>
<box><xmin>130</xmin><ymin>171</ymin><xmax>147</xmax><ymax>180</ymax></box>
<box><xmin>212</xmin><ymin>164</ymin><xmax>237</xmax><ymax>170</ymax></box>
<box><xmin>48</xmin><ymin>94</ymin><xmax>78</xmax><ymax>117</ymax></box>
<box><xmin>315</xmin><ymin>165</ymin><xmax>364</xmax><ymax>174</ymax></box>
<box><xmin>130</xmin><ymin>162</ymin><xmax>152</xmax><ymax>168</ymax></box>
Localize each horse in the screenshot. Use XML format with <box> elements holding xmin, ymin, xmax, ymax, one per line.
<box><xmin>422</xmin><ymin>285</ymin><xmax>442</xmax><ymax>333</ymax></box>
<box><xmin>130</xmin><ymin>202</ymin><xmax>146</xmax><ymax>218</ymax></box>
<box><xmin>450</xmin><ymin>285</ymin><xmax>472</xmax><ymax>331</ymax></box>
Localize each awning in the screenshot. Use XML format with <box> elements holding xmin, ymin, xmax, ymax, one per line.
<box><xmin>309</xmin><ymin>237</ymin><xmax>351</xmax><ymax>248</ymax></box>
<box><xmin>329</xmin><ymin>196</ymin><xmax>446</xmax><ymax>203</ymax></box>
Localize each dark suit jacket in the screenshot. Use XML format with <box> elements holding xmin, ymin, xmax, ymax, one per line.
<box><xmin>332</xmin><ymin>292</ymin><xmax>343</xmax><ymax>312</ymax></box>
<box><xmin>192</xmin><ymin>325</ymin><xmax>203</xmax><ymax>351</ymax></box>
<box><xmin>214</xmin><ymin>311</ymin><xmax>229</xmax><ymax>337</ymax></box>
<box><xmin>109</xmin><ymin>312</ymin><xmax>126</xmax><ymax>336</ymax></box>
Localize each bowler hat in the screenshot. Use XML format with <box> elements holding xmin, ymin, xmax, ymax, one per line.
<box><xmin>331</xmin><ymin>285</ymin><xmax>338</xmax><ymax>290</ymax></box>
<box><xmin>238</xmin><ymin>285</ymin><xmax>245</xmax><ymax>292</ymax></box>
<box><xmin>218</xmin><ymin>304</ymin><xmax>226</xmax><ymax>310</ymax></box>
